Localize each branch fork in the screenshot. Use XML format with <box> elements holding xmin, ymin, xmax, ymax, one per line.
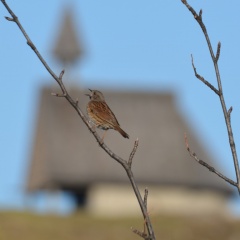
<box><xmin>191</xmin><ymin>55</ymin><xmax>219</xmax><ymax>95</ymax></box>
<box><xmin>132</xmin><ymin>188</ymin><xmax>151</xmax><ymax>240</ymax></box>
<box><xmin>184</xmin><ymin>133</ymin><xmax>237</xmax><ymax>187</ymax></box>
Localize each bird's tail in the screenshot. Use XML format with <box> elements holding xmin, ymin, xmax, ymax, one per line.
<box><xmin>115</xmin><ymin>126</ymin><xmax>129</xmax><ymax>139</ymax></box>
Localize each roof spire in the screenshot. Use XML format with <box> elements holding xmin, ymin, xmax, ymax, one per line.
<box><xmin>53</xmin><ymin>6</ymin><xmax>83</xmax><ymax>65</ymax></box>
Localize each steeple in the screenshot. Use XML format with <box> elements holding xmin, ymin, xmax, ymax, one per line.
<box><xmin>53</xmin><ymin>7</ymin><xmax>83</xmax><ymax>66</ymax></box>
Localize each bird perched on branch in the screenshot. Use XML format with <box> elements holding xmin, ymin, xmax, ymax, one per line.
<box><xmin>85</xmin><ymin>89</ymin><xmax>129</xmax><ymax>140</ymax></box>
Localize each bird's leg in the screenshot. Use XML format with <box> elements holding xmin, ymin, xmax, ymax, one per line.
<box><xmin>100</xmin><ymin>130</ymin><xmax>108</xmax><ymax>143</ymax></box>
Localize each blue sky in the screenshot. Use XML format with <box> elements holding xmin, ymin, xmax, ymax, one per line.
<box><xmin>1</xmin><ymin>0</ymin><xmax>240</xmax><ymax>214</ymax></box>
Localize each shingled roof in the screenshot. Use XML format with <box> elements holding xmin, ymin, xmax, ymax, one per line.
<box><xmin>26</xmin><ymin>86</ymin><xmax>232</xmax><ymax>195</ymax></box>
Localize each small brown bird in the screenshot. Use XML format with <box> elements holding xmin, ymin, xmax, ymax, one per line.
<box><xmin>85</xmin><ymin>89</ymin><xmax>129</xmax><ymax>140</ymax></box>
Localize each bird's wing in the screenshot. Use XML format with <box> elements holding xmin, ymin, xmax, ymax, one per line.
<box><xmin>89</xmin><ymin>101</ymin><xmax>120</xmax><ymax>126</ymax></box>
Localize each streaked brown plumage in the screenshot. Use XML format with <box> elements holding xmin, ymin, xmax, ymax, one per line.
<box><xmin>85</xmin><ymin>89</ymin><xmax>129</xmax><ymax>139</ymax></box>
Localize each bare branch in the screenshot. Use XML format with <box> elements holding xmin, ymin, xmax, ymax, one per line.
<box><xmin>0</xmin><ymin>0</ymin><xmax>156</xmax><ymax>238</ymax></box>
<box><xmin>133</xmin><ymin>188</ymin><xmax>150</xmax><ymax>240</ymax></box>
<box><xmin>185</xmin><ymin>133</ymin><xmax>237</xmax><ymax>187</ymax></box>
<box><xmin>128</xmin><ymin>138</ymin><xmax>139</xmax><ymax>168</ymax></box>
<box><xmin>191</xmin><ymin>55</ymin><xmax>219</xmax><ymax>95</ymax></box>
<box><xmin>182</xmin><ymin>0</ymin><xmax>240</xmax><ymax>193</ymax></box>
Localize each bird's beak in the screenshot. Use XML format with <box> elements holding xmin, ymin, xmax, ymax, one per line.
<box><xmin>85</xmin><ymin>89</ymin><xmax>92</xmax><ymax>97</ymax></box>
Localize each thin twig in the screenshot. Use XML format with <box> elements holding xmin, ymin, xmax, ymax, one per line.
<box><xmin>5</xmin><ymin>16</ymin><xmax>13</xmax><ymax>21</ymax></box>
<box><xmin>128</xmin><ymin>138</ymin><xmax>139</xmax><ymax>168</ymax></box>
<box><xmin>227</xmin><ymin>106</ymin><xmax>233</xmax><ymax>119</ymax></box>
<box><xmin>132</xmin><ymin>211</ymin><xmax>152</xmax><ymax>240</ymax></box>
<box><xmin>198</xmin><ymin>9</ymin><xmax>202</xmax><ymax>20</ymax></box>
<box><xmin>184</xmin><ymin>133</ymin><xmax>237</xmax><ymax>187</ymax></box>
<box><xmin>142</xmin><ymin>188</ymin><xmax>149</xmax><ymax>239</ymax></box>
<box><xmin>51</xmin><ymin>92</ymin><xmax>67</xmax><ymax>97</ymax></box>
<box><xmin>59</xmin><ymin>69</ymin><xmax>65</xmax><ymax>80</ymax></box>
<box><xmin>125</xmin><ymin>167</ymin><xmax>155</xmax><ymax>239</ymax></box>
<box><xmin>0</xmin><ymin>0</ymin><xmax>156</xmax><ymax>238</ymax></box>
<box><xmin>131</xmin><ymin>227</ymin><xmax>149</xmax><ymax>240</ymax></box>
<box><xmin>215</xmin><ymin>42</ymin><xmax>221</xmax><ymax>62</ymax></box>
<box><xmin>191</xmin><ymin>55</ymin><xmax>219</xmax><ymax>95</ymax></box>
<box><xmin>75</xmin><ymin>98</ymin><xmax>79</xmax><ymax>106</ymax></box>
<box><xmin>144</xmin><ymin>188</ymin><xmax>148</xmax><ymax>208</ymax></box>
<box><xmin>182</xmin><ymin>0</ymin><xmax>240</xmax><ymax>193</ymax></box>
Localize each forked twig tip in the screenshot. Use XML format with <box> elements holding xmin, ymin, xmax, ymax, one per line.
<box><xmin>59</xmin><ymin>69</ymin><xmax>65</xmax><ymax>79</ymax></box>
<box><xmin>227</xmin><ymin>106</ymin><xmax>233</xmax><ymax>118</ymax></box>
<box><xmin>5</xmin><ymin>16</ymin><xmax>14</xmax><ymax>21</ymax></box>
<box><xmin>216</xmin><ymin>41</ymin><xmax>221</xmax><ymax>62</ymax></box>
<box><xmin>199</xmin><ymin>9</ymin><xmax>202</xmax><ymax>16</ymax></box>
<box><xmin>191</xmin><ymin>54</ymin><xmax>194</xmax><ymax>61</ymax></box>
<box><xmin>191</xmin><ymin>54</ymin><xmax>195</xmax><ymax>66</ymax></box>
<box><xmin>128</xmin><ymin>137</ymin><xmax>140</xmax><ymax>168</ymax></box>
